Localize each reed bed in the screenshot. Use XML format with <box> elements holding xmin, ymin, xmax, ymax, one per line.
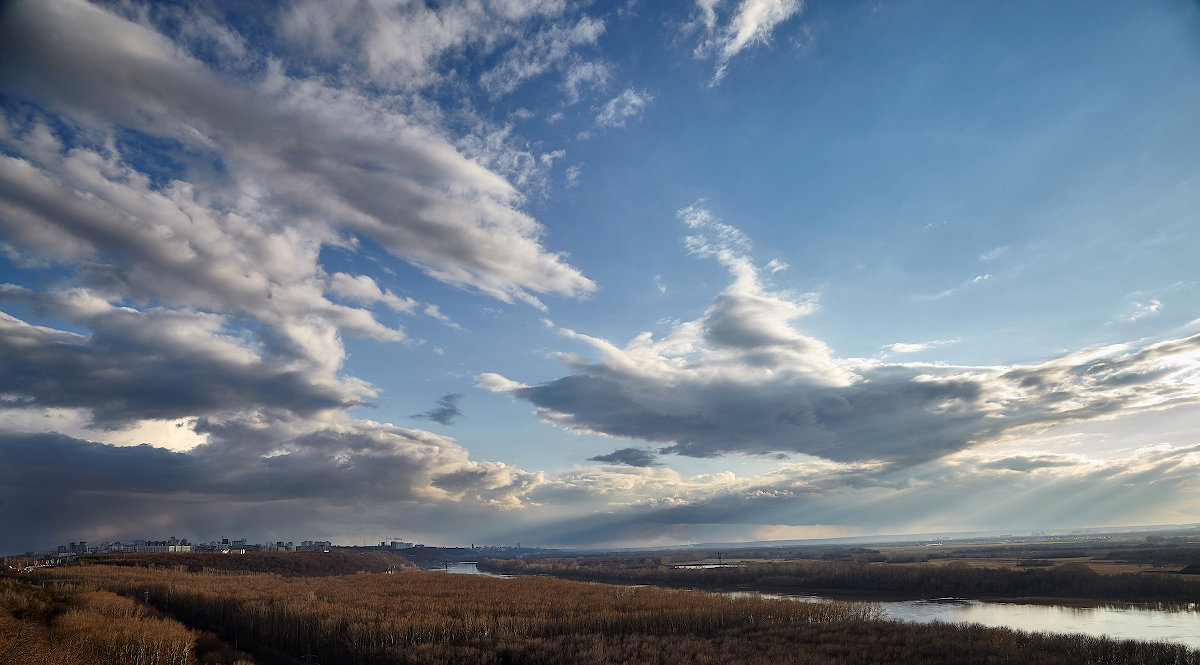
<box><xmin>1</xmin><ymin>578</ymin><xmax>206</xmax><ymax>665</ymax></box>
<box><xmin>13</xmin><ymin>565</ymin><xmax>1200</xmax><ymax>664</ymax></box>
<box><xmin>480</xmin><ymin>556</ymin><xmax>1200</xmax><ymax>605</ymax></box>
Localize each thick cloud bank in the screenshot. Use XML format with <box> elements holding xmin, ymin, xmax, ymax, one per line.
<box><xmin>0</xmin><ymin>0</ymin><xmax>591</xmax><ymax>551</ymax></box>
<box><xmin>0</xmin><ymin>416</ymin><xmax>543</xmax><ymax>551</ymax></box>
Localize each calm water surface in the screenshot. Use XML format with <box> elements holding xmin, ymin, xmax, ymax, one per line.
<box><xmin>444</xmin><ymin>561</ymin><xmax>511</xmax><ymax>577</ymax></box>
<box><xmin>880</xmin><ymin>597</ymin><xmax>1200</xmax><ymax>649</ymax></box>
<box><xmin>446</xmin><ymin>562</ymin><xmax>1200</xmax><ymax>648</ymax></box>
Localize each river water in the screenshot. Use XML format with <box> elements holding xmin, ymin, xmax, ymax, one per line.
<box><xmin>879</xmin><ymin>597</ymin><xmax>1198</xmax><ymax>648</ymax></box>
<box><xmin>444</xmin><ymin>562</ymin><xmax>1200</xmax><ymax>648</ymax></box>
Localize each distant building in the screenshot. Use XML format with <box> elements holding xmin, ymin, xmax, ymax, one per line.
<box><xmin>298</xmin><ymin>540</ymin><xmax>332</xmax><ymax>552</ymax></box>
<box><xmin>135</xmin><ymin>539</ymin><xmax>192</xmax><ymax>553</ymax></box>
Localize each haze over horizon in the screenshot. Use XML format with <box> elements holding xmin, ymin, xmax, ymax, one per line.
<box><xmin>2</xmin><ymin>0</ymin><xmax>1199</xmax><ymax>555</ymax></box>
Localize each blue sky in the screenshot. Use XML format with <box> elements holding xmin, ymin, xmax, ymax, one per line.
<box><xmin>1</xmin><ymin>0</ymin><xmax>1199</xmax><ymax>552</ymax></box>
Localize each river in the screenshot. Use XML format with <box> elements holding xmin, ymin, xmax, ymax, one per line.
<box><xmin>444</xmin><ymin>562</ymin><xmax>1200</xmax><ymax>648</ymax></box>
<box><xmin>878</xmin><ymin>597</ymin><xmax>1199</xmax><ymax>648</ymax></box>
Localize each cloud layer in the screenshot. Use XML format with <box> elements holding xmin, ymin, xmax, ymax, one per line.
<box><xmin>483</xmin><ymin>205</ymin><xmax>1200</xmax><ymax>467</ymax></box>
<box><xmin>0</xmin><ymin>415</ymin><xmax>545</xmax><ymax>551</ymax></box>
<box><xmin>0</xmin><ymin>0</ymin><xmax>596</xmax><ymax>549</ymax></box>
<box><xmin>1</xmin><ymin>1</ymin><xmax>1196</xmax><ymax>553</ymax></box>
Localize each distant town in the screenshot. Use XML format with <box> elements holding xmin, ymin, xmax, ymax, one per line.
<box><xmin>40</xmin><ymin>536</ymin><xmax>347</xmax><ymax>556</ymax></box>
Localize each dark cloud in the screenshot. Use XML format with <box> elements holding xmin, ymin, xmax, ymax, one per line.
<box><xmin>0</xmin><ymin>295</ymin><xmax>364</xmax><ymax>429</ymax></box>
<box><xmin>432</xmin><ymin>468</ymin><xmax>489</xmax><ymax>493</ymax></box>
<box><xmin>980</xmin><ymin>455</ymin><xmax>1078</xmax><ymax>473</ymax></box>
<box><xmin>412</xmin><ymin>393</ymin><xmax>464</xmax><ymax>425</ymax></box>
<box><xmin>588</xmin><ymin>447</ymin><xmax>659</xmax><ymax>467</ymax></box>
<box><xmin>0</xmin><ymin>432</ymin><xmax>198</xmax><ymax>493</ymax></box>
<box><xmin>501</xmin><ymin>334</ymin><xmax>1200</xmax><ymax>467</ymax></box>
<box><xmin>516</xmin><ymin>376</ymin><xmax>701</xmax><ymax>443</ymax></box>
<box><xmin>505</xmin><ymin>362</ymin><xmax>998</xmax><ymax>465</ymax></box>
<box><xmin>0</xmin><ymin>417</ymin><xmax>545</xmax><ymax>551</ymax></box>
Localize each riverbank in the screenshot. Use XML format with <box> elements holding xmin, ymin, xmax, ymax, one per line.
<box><xmin>15</xmin><ymin>564</ymin><xmax>1199</xmax><ymax>665</ymax></box>
<box><xmin>477</xmin><ymin>555</ymin><xmax>1200</xmax><ymax>607</ymax></box>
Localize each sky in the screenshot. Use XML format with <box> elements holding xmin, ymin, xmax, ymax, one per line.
<box><xmin>1</xmin><ymin>0</ymin><xmax>1199</xmax><ymax>553</ymax></box>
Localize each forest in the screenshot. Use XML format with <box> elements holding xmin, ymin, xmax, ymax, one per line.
<box><xmin>2</xmin><ymin>557</ymin><xmax>1198</xmax><ymax>665</ymax></box>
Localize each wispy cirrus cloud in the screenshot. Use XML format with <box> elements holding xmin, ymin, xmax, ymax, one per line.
<box><xmin>693</xmin><ymin>0</ymin><xmax>806</xmax><ymax>84</ymax></box>
<box><xmin>917</xmin><ymin>273</ymin><xmax>992</xmax><ymax>301</ymax></box>
<box><xmin>595</xmin><ymin>88</ymin><xmax>654</xmax><ymax>128</ymax></box>
<box><xmin>1125</xmin><ymin>298</ymin><xmax>1163</xmax><ymax>322</ymax></box>
<box><xmin>281</xmin><ymin>0</ymin><xmax>584</xmax><ymax>92</ymax></box>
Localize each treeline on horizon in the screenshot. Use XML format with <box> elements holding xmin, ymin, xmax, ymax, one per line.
<box><xmin>71</xmin><ymin>550</ymin><xmax>413</xmax><ymax>577</ymax></box>
<box><xmin>5</xmin><ymin>565</ymin><xmax>1199</xmax><ymax>665</ymax></box>
<box><xmin>477</xmin><ymin>556</ymin><xmax>1200</xmax><ymax>605</ymax></box>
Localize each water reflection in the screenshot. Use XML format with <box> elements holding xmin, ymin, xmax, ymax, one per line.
<box><xmin>882</xmin><ymin>598</ymin><xmax>1200</xmax><ymax>648</ymax></box>
<box><xmin>444</xmin><ymin>561</ymin><xmax>511</xmax><ymax>578</ymax></box>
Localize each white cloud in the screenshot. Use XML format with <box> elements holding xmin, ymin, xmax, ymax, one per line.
<box><xmin>693</xmin><ymin>0</ymin><xmax>805</xmax><ymax>84</ymax></box>
<box><xmin>596</xmin><ymin>88</ymin><xmax>654</xmax><ymax>128</ymax></box>
<box><xmin>481</xmin><ymin>16</ymin><xmax>608</xmax><ymax>98</ymax></box>
<box><xmin>281</xmin><ymin>0</ymin><xmax>577</xmax><ymax>92</ymax></box>
<box><xmin>565</xmin><ymin>164</ymin><xmax>583</xmax><ymax>187</ymax></box>
<box><xmin>918</xmin><ymin>273</ymin><xmax>992</xmax><ymax>300</ymax></box>
<box><xmin>680</xmin><ymin>201</ymin><xmax>753</xmax><ymax>258</ymax></box>
<box><xmin>1</xmin><ymin>0</ymin><xmax>596</xmax><ymax>309</ymax></box>
<box><xmin>563</xmin><ymin>60</ymin><xmax>613</xmax><ymax>104</ymax></box>
<box><xmin>980</xmin><ymin>246</ymin><xmax>1009</xmax><ymax>261</ymax></box>
<box><xmin>0</xmin><ymin>0</ymin><xmax>596</xmax><ymax>551</ymax></box>
<box><xmin>886</xmin><ymin>342</ymin><xmax>931</xmax><ymax>353</ymax></box>
<box><xmin>330</xmin><ymin>272</ymin><xmax>418</xmax><ymax>314</ymax></box>
<box><xmin>883</xmin><ymin>339</ymin><xmax>957</xmax><ymax>354</ymax></box>
<box><xmin>1126</xmin><ymin>298</ymin><xmax>1162</xmax><ymax>322</ymax></box>
<box><xmin>475</xmin><ymin>373</ymin><xmax>530</xmax><ymax>393</ymax></box>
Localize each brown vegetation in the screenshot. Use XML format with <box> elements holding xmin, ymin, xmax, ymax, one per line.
<box><xmin>0</xmin><ymin>577</ymin><xmax>253</xmax><ymax>665</ymax></box>
<box><xmin>8</xmin><ymin>564</ymin><xmax>1196</xmax><ymax>665</ymax></box>
<box><xmin>479</xmin><ymin>555</ymin><xmax>1200</xmax><ymax>605</ymax></box>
